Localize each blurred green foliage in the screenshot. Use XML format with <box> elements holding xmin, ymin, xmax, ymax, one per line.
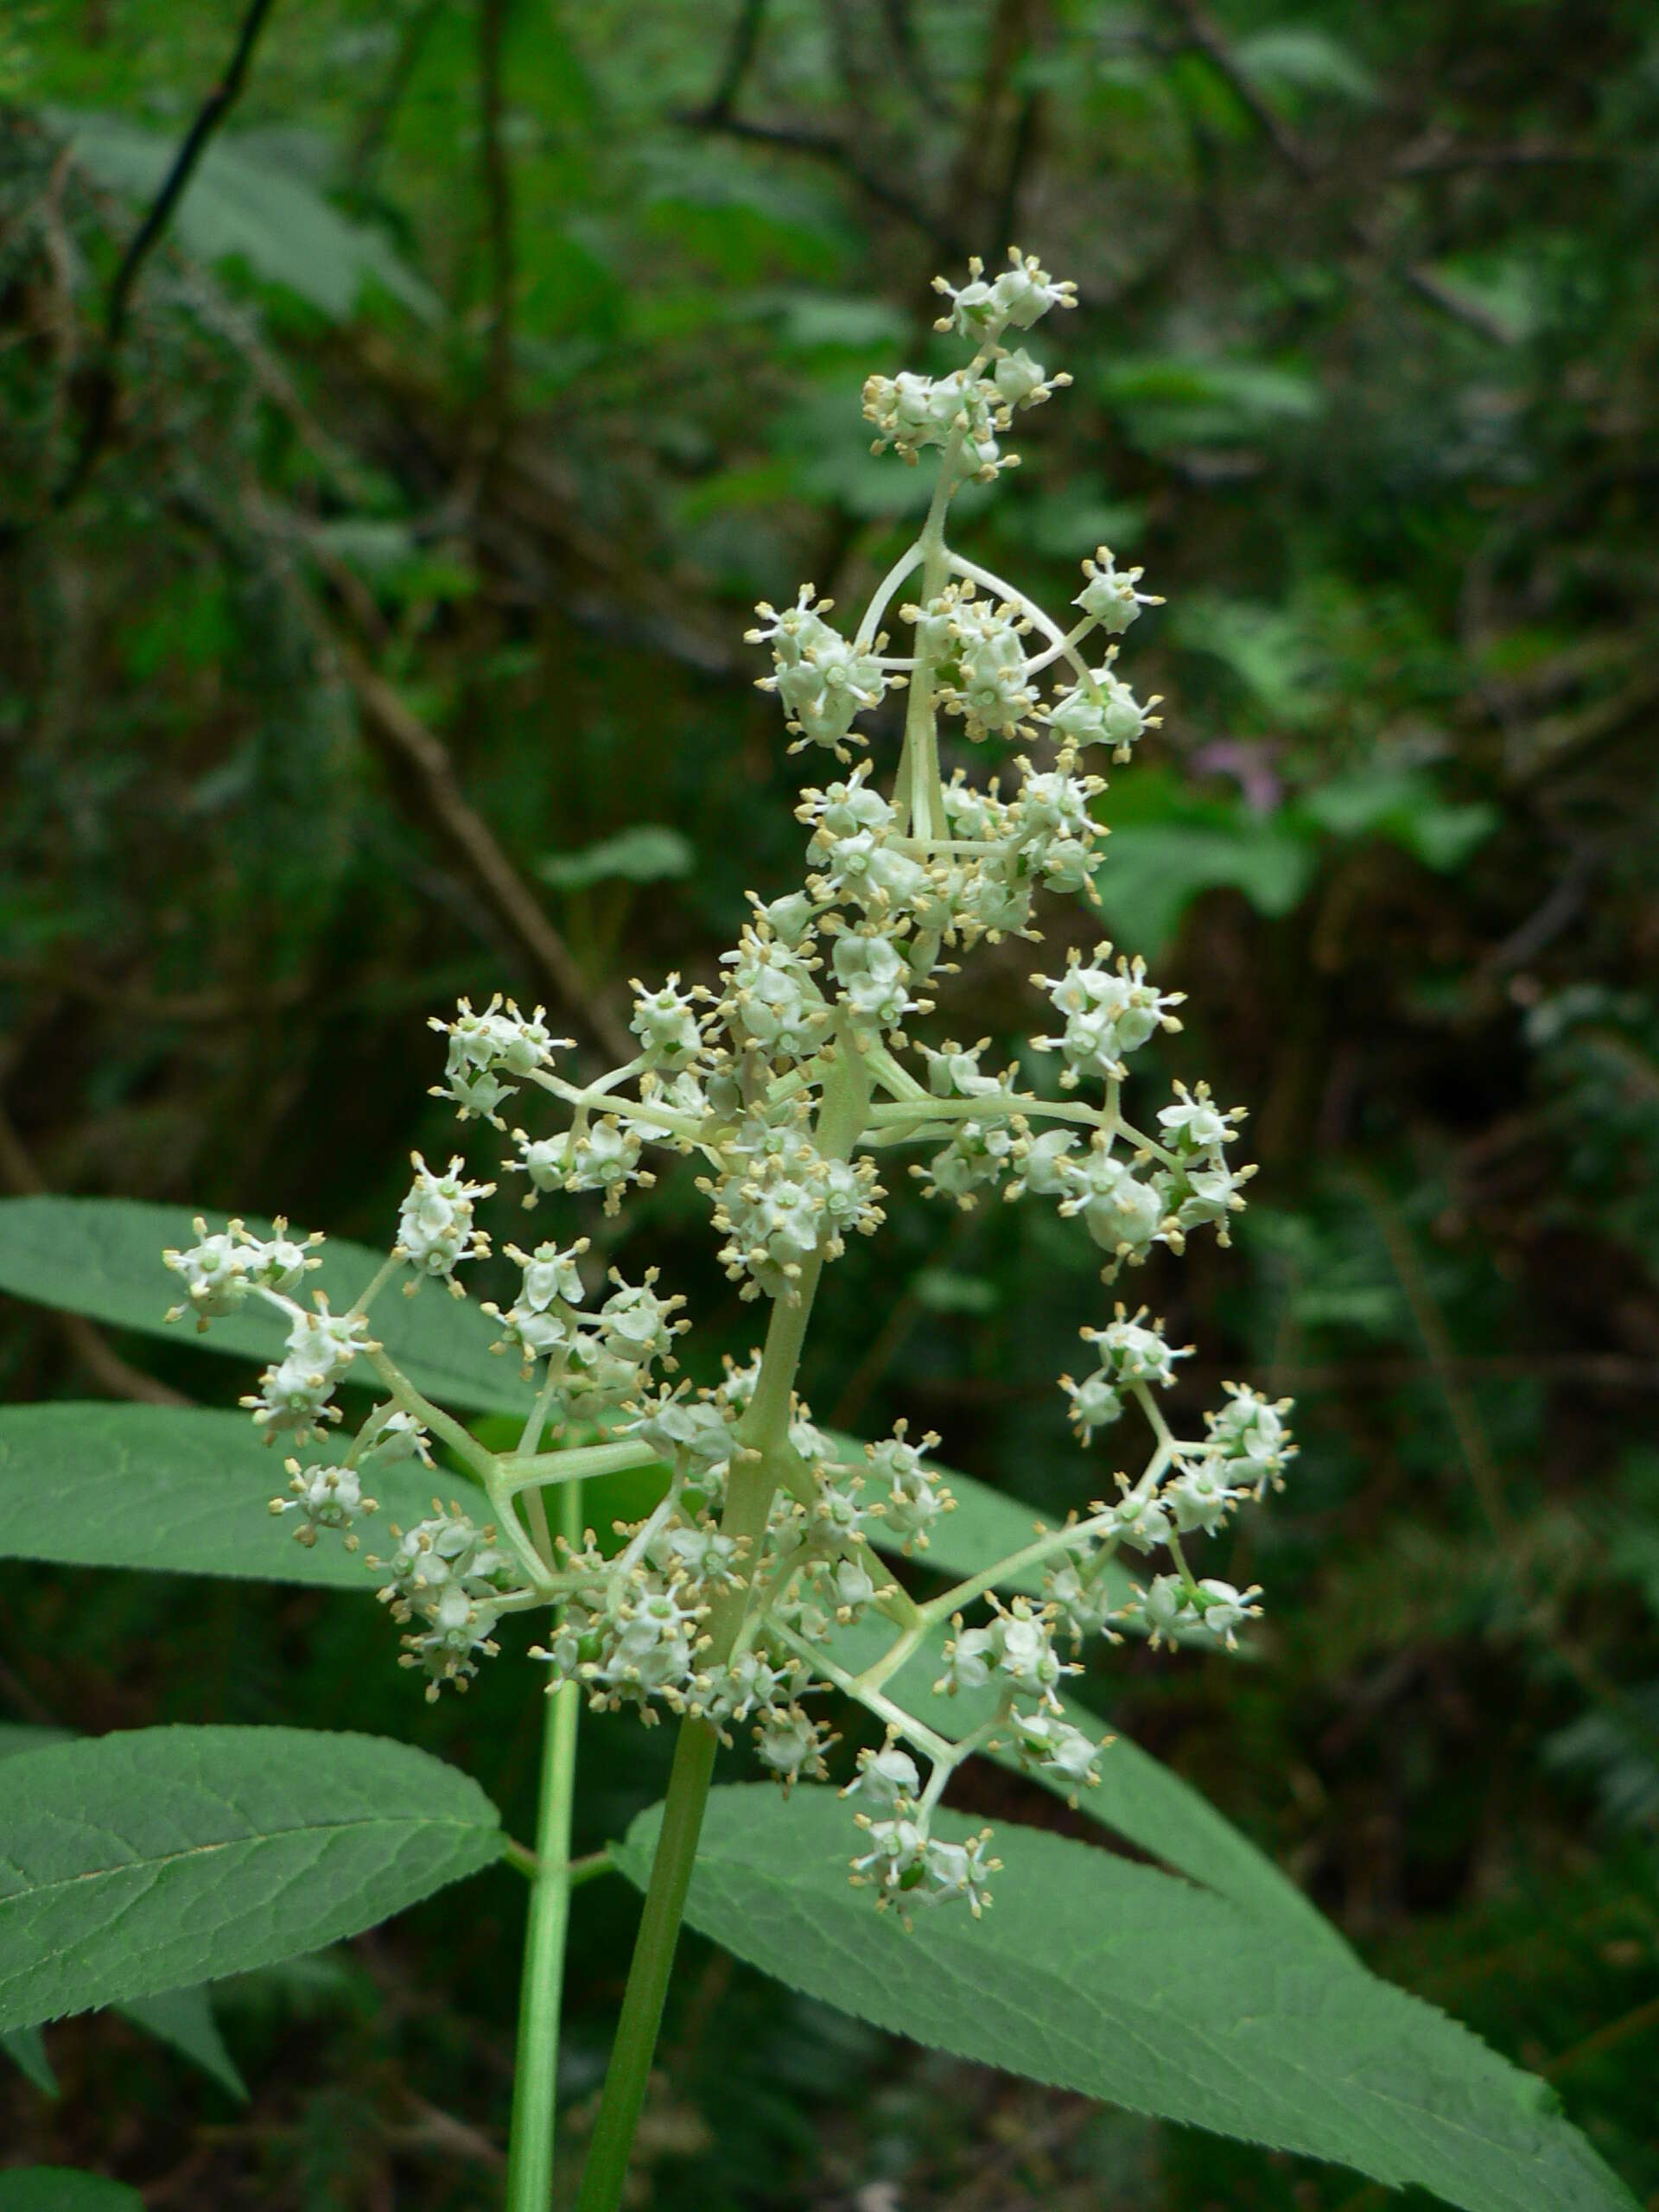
<box><xmin>2</xmin><ymin>0</ymin><xmax>1657</xmax><ymax>2203</ymax></box>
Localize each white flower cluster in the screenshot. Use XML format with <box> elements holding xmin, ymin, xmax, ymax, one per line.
<box><xmin>183</xmin><ymin>252</ymin><xmax>1298</xmax><ymax>1927</ymax></box>
<box><xmin>747</xmin><ymin>588</ymin><xmax>897</xmax><ymax>760</ymax></box>
<box><xmin>163</xmin><ymin>1215</ymin><xmax>321</xmax><ymax>1328</ymax></box>
<box><xmin>373</xmin><ymin>1505</ymin><xmax>528</xmax><ymax>1699</ymax></box>
<box><xmin>429</xmin><ymin>995</ymin><xmax>563</xmax><ymax>1125</ymax></box>
<box><xmin>845</xmin><ymin>1745</ymin><xmax>1000</xmax><ymax>1916</ymax></box>
<box><xmin>702</xmin><ymin>1106</ymin><xmax>884</xmax><ymax>1303</ymax></box>
<box><xmin>242</xmin><ymin>1299</ymin><xmax>374</xmax><ymax>1443</ymax></box>
<box><xmin>396</xmin><ymin>1154</ymin><xmax>493</xmax><ymax>1291</ymax></box>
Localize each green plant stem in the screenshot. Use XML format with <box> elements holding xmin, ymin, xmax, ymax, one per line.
<box><xmin>575</xmin><ymin>1033</ymin><xmax>873</xmax><ymax>2212</ymax></box>
<box><xmin>505</xmin><ymin>1479</ymin><xmax>583</xmax><ymax>2212</ymax></box>
<box><xmin>573</xmin><ymin>1710</ymin><xmax>719</xmax><ymax>2212</ymax></box>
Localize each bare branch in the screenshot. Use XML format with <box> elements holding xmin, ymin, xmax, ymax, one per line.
<box><xmin>332</xmin><ymin>641</ymin><xmax>637</xmax><ymax>1065</ymax></box>
<box><xmin>702</xmin><ymin>0</ymin><xmax>770</xmax><ymax>124</ymax></box>
<box><xmin>53</xmin><ymin>0</ymin><xmax>283</xmax><ymax>509</ymax></box>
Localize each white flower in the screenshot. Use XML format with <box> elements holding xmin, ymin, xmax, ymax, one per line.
<box><xmin>1075</xmin><ymin>548</ymin><xmax>1161</xmax><ymax>635</ymax></box>
<box><xmin>1060</xmin><ymin>1369</ymin><xmax>1124</xmax><ymax>1445</ymax></box>
<box><xmin>748</xmin><ymin>588</ymin><xmax>889</xmax><ymax>756</ymax></box>
<box><xmin>1191</xmin><ymin>1577</ymin><xmax>1263</xmax><ymax>1649</ymax></box>
<box><xmin>843</xmin><ymin>1744</ymin><xmax>921</xmax><ymax>1807</ymax></box>
<box><xmin>1033</xmin><ymin>947</ymin><xmax>1185</xmax><ymax>1084</ymax></box>
<box><xmin>630</xmin><ymin>975</ymin><xmax>703</xmax><ymax>1065</ymax></box>
<box><xmin>1083</xmin><ymin>1308</ymin><xmax>1188</xmax><ymax>1390</ymax></box>
<box><xmin>597</xmin><ymin>1273</ymin><xmax>686</xmax><ymax>1374</ymax></box>
<box><xmin>918</xmin><ymin>1830</ymin><xmax>998</xmax><ymax>1916</ymax></box>
<box><xmin>1166</xmin><ymin>1459</ymin><xmax>1236</xmax><ymax>1536</ymax></box>
<box><xmin>429</xmin><ymin>995</ymin><xmax>562</xmax><ymax>1123</ymax></box>
<box><xmin>831</xmin><ymin>931</ymin><xmax>918</xmax><ymax>1027</ymax></box>
<box><xmin>244</xmin><ymin>1300</ymin><xmax>372</xmax><ymax>1441</ymax></box>
<box><xmin>1207</xmin><ymin>1384</ymin><xmax>1295</xmax><ymax>1495</ymax></box>
<box><xmin>755</xmin><ymin>1707</ymin><xmax>832</xmax><ymax>1788</ymax></box>
<box><xmin>1009</xmin><ymin>1709</ymin><xmax>1103</xmax><ymax>1794</ymax></box>
<box><xmin>163</xmin><ymin>1216</ymin><xmax>320</xmax><ymax>1327</ymax></box>
<box><xmin>270</xmin><ymin>1459</ymin><xmax>375</xmax><ymax>1548</ymax></box>
<box><xmin>1157</xmin><ymin>1082</ymin><xmax>1238</xmax><ymax>1156</ymax></box>
<box><xmin>397</xmin><ymin>1154</ymin><xmax>492</xmax><ymax>1287</ymax></box>
<box><xmin>931</xmin><ymin>249</ymin><xmax>1077</xmax><ymax>345</ymax></box>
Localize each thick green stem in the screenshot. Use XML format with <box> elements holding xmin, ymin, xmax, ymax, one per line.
<box><xmin>505</xmin><ymin>1480</ymin><xmax>583</xmax><ymax>2212</ymax></box>
<box><xmin>572</xmin><ymin>1710</ymin><xmax>719</xmax><ymax>2212</ymax></box>
<box><xmin>575</xmin><ymin>1036</ymin><xmax>873</xmax><ymax>2212</ymax></box>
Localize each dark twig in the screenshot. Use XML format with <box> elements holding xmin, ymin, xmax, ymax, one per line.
<box><xmin>702</xmin><ymin>0</ymin><xmax>769</xmax><ymax>124</ymax></box>
<box><xmin>686</xmin><ymin>111</ymin><xmax>962</xmax><ymax>257</ymax></box>
<box><xmin>683</xmin><ymin>0</ymin><xmax>961</xmax><ymax>257</ymax></box>
<box><xmin>53</xmin><ymin>0</ymin><xmax>282</xmax><ymax>510</ymax></box>
<box><xmin>332</xmin><ymin>640</ymin><xmax>636</xmax><ymax>1065</ymax></box>
<box><xmin>1173</xmin><ymin>0</ymin><xmax>1519</xmax><ymax>346</ymax></box>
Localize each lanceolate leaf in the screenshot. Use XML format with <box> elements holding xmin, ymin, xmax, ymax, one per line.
<box><xmin>117</xmin><ymin>1986</ymin><xmax>246</xmax><ymax>2101</ymax></box>
<box><xmin>0</xmin><ymin>1197</ymin><xmax>531</xmax><ymax>1414</ymax></box>
<box><xmin>1</xmin><ymin>2025</ymin><xmax>55</xmax><ymax>2095</ymax></box>
<box><xmin>0</xmin><ymin>1404</ymin><xmax>452</xmax><ymax>1588</ymax></box>
<box><xmin>0</xmin><ymin>2173</ymin><xmax>143</xmax><ymax>2211</ymax></box>
<box><xmin>0</xmin><ymin>1727</ymin><xmax>245</xmax><ymax>2096</ymax></box>
<box><xmin>618</xmin><ymin>1788</ymin><xmax>1637</xmax><ymax>2212</ymax></box>
<box><xmin>0</xmin><ymin>1728</ymin><xmax>504</xmax><ymax>2031</ymax></box>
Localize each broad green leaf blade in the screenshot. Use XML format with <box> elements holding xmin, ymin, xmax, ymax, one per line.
<box><xmin>0</xmin><ymin>2174</ymin><xmax>143</xmax><ymax>2211</ymax></box>
<box><xmin>618</xmin><ymin>1789</ymin><xmax>1637</xmax><ymax>2212</ymax></box>
<box><xmin>118</xmin><ymin>1985</ymin><xmax>245</xmax><ymax>2101</ymax></box>
<box><xmin>0</xmin><ymin>1404</ymin><xmax>448</xmax><ymax>1588</ymax></box>
<box><xmin>0</xmin><ymin>1728</ymin><xmax>503</xmax><ymax>2031</ymax></box>
<box><xmin>0</xmin><ymin>1725</ymin><xmax>74</xmax><ymax>1761</ymax></box>
<box><xmin>1</xmin><ymin>2024</ymin><xmax>55</xmax><ymax>2094</ymax></box>
<box><xmin>823</xmin><ymin>1614</ymin><xmax>1339</xmax><ymax>1954</ymax></box>
<box><xmin>0</xmin><ymin>1197</ymin><xmax>531</xmax><ymax>1415</ymax></box>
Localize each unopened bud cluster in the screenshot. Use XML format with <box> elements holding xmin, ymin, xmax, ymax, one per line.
<box><xmin>165</xmin><ymin>252</ymin><xmax>1293</xmax><ymax>1910</ymax></box>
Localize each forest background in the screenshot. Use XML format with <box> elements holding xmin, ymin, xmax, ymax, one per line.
<box><xmin>1</xmin><ymin>1</ymin><xmax>1656</xmax><ymax>2206</ymax></box>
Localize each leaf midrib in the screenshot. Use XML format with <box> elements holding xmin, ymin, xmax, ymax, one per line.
<box><xmin>0</xmin><ymin>1806</ymin><xmax>494</xmax><ymax>1906</ymax></box>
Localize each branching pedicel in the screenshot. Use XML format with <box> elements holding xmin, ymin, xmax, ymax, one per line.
<box><xmin>163</xmin><ymin>250</ymin><xmax>1295</xmax><ymax>1923</ymax></box>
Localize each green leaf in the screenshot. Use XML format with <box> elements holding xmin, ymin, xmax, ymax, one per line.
<box><xmin>117</xmin><ymin>1985</ymin><xmax>246</xmax><ymax>2101</ymax></box>
<box><xmin>1233</xmin><ymin>28</ymin><xmax>1378</xmax><ymax>105</ymax></box>
<box><xmin>2</xmin><ymin>2024</ymin><xmax>55</xmax><ymax>2095</ymax></box>
<box><xmin>0</xmin><ymin>1725</ymin><xmax>74</xmax><ymax>1761</ymax></box>
<box><xmin>0</xmin><ymin>1404</ymin><xmax>450</xmax><ymax>1588</ymax></box>
<box><xmin>0</xmin><ymin>1728</ymin><xmax>503</xmax><ymax>2031</ymax></box>
<box><xmin>53</xmin><ymin>111</ymin><xmax>438</xmax><ymax>322</ymax></box>
<box><xmin>1097</xmin><ymin>355</ymin><xmax>1324</xmax><ymax>452</ymax></box>
<box><xmin>537</xmin><ymin>824</ymin><xmax>695</xmax><ymax>891</ymax></box>
<box><xmin>1096</xmin><ymin>821</ymin><xmax>1318</xmax><ymax>952</ymax></box>
<box><xmin>0</xmin><ymin>1723</ymin><xmax>245</xmax><ymax>2094</ymax></box>
<box><xmin>618</xmin><ymin>1789</ymin><xmax>1637</xmax><ymax>2212</ymax></box>
<box><xmin>1297</xmin><ymin>767</ymin><xmax>1498</xmax><ymax>870</ymax></box>
<box><xmin>0</xmin><ymin>2173</ymin><xmax>143</xmax><ymax>2212</ymax></box>
<box><xmin>0</xmin><ymin>1197</ymin><xmax>531</xmax><ymax>1415</ymax></box>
